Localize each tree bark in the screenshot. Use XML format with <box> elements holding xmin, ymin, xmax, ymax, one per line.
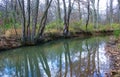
<box><xmin>110</xmin><ymin>0</ymin><xmax>113</xmax><ymax>26</ymax></box>
<box><xmin>57</xmin><ymin>0</ymin><xmax>61</xmax><ymax>21</ymax></box>
<box><xmin>11</xmin><ymin>0</ymin><xmax>18</xmax><ymax>36</ymax></box>
<box><xmin>77</xmin><ymin>0</ymin><xmax>82</xmax><ymax>20</ymax></box>
<box><xmin>37</xmin><ymin>0</ymin><xmax>53</xmax><ymax>38</ymax></box>
<box><xmin>63</xmin><ymin>0</ymin><xmax>74</xmax><ymax>36</ymax></box>
<box><xmin>31</xmin><ymin>0</ymin><xmax>39</xmax><ymax>42</ymax></box>
<box><xmin>62</xmin><ymin>0</ymin><xmax>68</xmax><ymax>36</ymax></box>
<box><xmin>86</xmin><ymin>0</ymin><xmax>90</xmax><ymax>31</ymax></box>
<box><xmin>106</xmin><ymin>0</ymin><xmax>109</xmax><ymax>24</ymax></box>
<box><xmin>96</xmin><ymin>0</ymin><xmax>99</xmax><ymax>28</ymax></box>
<box><xmin>91</xmin><ymin>0</ymin><xmax>97</xmax><ymax>29</ymax></box>
<box><xmin>18</xmin><ymin>0</ymin><xmax>26</xmax><ymax>44</ymax></box>
<box><xmin>27</xmin><ymin>0</ymin><xmax>31</xmax><ymax>41</ymax></box>
<box><xmin>118</xmin><ymin>0</ymin><xmax>120</xmax><ymax>23</ymax></box>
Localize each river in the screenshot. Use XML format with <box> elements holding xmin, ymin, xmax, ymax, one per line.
<box><xmin>0</xmin><ymin>36</ymin><xmax>110</xmax><ymax>77</ymax></box>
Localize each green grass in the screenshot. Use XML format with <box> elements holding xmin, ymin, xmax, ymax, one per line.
<box><xmin>45</xmin><ymin>21</ymin><xmax>120</xmax><ymax>33</ymax></box>
<box><xmin>114</xmin><ymin>30</ymin><xmax>120</xmax><ymax>38</ymax></box>
<box><xmin>1</xmin><ymin>19</ymin><xmax>120</xmax><ymax>34</ymax></box>
<box><xmin>45</xmin><ymin>20</ymin><xmax>63</xmax><ymax>33</ymax></box>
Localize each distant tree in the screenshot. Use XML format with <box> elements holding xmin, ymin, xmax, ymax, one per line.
<box><xmin>96</xmin><ymin>0</ymin><xmax>100</xmax><ymax>27</ymax></box>
<box><xmin>75</xmin><ymin>0</ymin><xmax>82</xmax><ymax>20</ymax></box>
<box><xmin>90</xmin><ymin>0</ymin><xmax>97</xmax><ymax>29</ymax></box>
<box><xmin>106</xmin><ymin>0</ymin><xmax>109</xmax><ymax>24</ymax></box>
<box><xmin>118</xmin><ymin>0</ymin><xmax>120</xmax><ymax>23</ymax></box>
<box><xmin>86</xmin><ymin>0</ymin><xmax>90</xmax><ymax>31</ymax></box>
<box><xmin>57</xmin><ymin>0</ymin><xmax>61</xmax><ymax>22</ymax></box>
<box><xmin>4</xmin><ymin>0</ymin><xmax>9</xmax><ymax>23</ymax></box>
<box><xmin>110</xmin><ymin>0</ymin><xmax>113</xmax><ymax>26</ymax></box>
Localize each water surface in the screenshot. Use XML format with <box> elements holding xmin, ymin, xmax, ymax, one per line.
<box><xmin>0</xmin><ymin>37</ymin><xmax>110</xmax><ymax>77</ymax></box>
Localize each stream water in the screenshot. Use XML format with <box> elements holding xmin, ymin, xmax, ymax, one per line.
<box><xmin>0</xmin><ymin>36</ymin><xmax>110</xmax><ymax>77</ymax></box>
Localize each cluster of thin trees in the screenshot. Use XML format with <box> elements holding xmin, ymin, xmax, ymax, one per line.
<box><xmin>0</xmin><ymin>0</ymin><xmax>120</xmax><ymax>44</ymax></box>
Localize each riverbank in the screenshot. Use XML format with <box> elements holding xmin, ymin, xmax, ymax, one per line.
<box><xmin>105</xmin><ymin>36</ymin><xmax>120</xmax><ymax>77</ymax></box>
<box><xmin>0</xmin><ymin>30</ymin><xmax>113</xmax><ymax>51</ymax></box>
<box><xmin>0</xmin><ymin>36</ymin><xmax>21</xmax><ymax>51</ymax></box>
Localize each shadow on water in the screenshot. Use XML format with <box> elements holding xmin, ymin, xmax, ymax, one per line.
<box><xmin>0</xmin><ymin>37</ymin><xmax>110</xmax><ymax>77</ymax></box>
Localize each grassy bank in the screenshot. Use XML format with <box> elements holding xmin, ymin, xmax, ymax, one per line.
<box><xmin>0</xmin><ymin>20</ymin><xmax>120</xmax><ymax>51</ymax></box>
<box><xmin>0</xmin><ymin>29</ymin><xmax>114</xmax><ymax>51</ymax></box>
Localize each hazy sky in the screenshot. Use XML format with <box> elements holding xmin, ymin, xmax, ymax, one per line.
<box><xmin>0</xmin><ymin>0</ymin><xmax>118</xmax><ymax>12</ymax></box>
<box><xmin>99</xmin><ymin>0</ymin><xmax>118</xmax><ymax>11</ymax></box>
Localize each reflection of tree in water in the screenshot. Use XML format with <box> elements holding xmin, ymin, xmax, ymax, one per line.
<box><xmin>0</xmin><ymin>37</ymin><xmax>108</xmax><ymax>77</ymax></box>
<box><xmin>71</xmin><ymin>39</ymin><xmax>98</xmax><ymax>77</ymax></box>
<box><xmin>64</xmin><ymin>41</ymin><xmax>73</xmax><ymax>77</ymax></box>
<box><xmin>0</xmin><ymin>48</ymin><xmax>51</xmax><ymax>77</ymax></box>
<box><xmin>57</xmin><ymin>40</ymin><xmax>99</xmax><ymax>77</ymax></box>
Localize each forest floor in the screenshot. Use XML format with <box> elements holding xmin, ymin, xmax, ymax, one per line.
<box><xmin>105</xmin><ymin>36</ymin><xmax>120</xmax><ymax>77</ymax></box>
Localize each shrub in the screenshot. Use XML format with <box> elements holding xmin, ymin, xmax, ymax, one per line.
<box><xmin>113</xmin><ymin>30</ymin><xmax>120</xmax><ymax>38</ymax></box>
<box><xmin>71</xmin><ymin>21</ymin><xmax>80</xmax><ymax>29</ymax></box>
<box><xmin>46</xmin><ymin>20</ymin><xmax>63</xmax><ymax>30</ymax></box>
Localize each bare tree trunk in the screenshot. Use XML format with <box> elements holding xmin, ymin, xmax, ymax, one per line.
<box><xmin>86</xmin><ymin>0</ymin><xmax>90</xmax><ymax>31</ymax></box>
<box><xmin>94</xmin><ymin>6</ymin><xmax>97</xmax><ymax>29</ymax></box>
<box><xmin>57</xmin><ymin>0</ymin><xmax>61</xmax><ymax>21</ymax></box>
<box><xmin>18</xmin><ymin>0</ymin><xmax>26</xmax><ymax>44</ymax></box>
<box><xmin>11</xmin><ymin>0</ymin><xmax>18</xmax><ymax>36</ymax></box>
<box><xmin>38</xmin><ymin>14</ymin><xmax>48</xmax><ymax>38</ymax></box>
<box><xmin>27</xmin><ymin>0</ymin><xmax>31</xmax><ymax>41</ymax></box>
<box><xmin>56</xmin><ymin>0</ymin><xmax>61</xmax><ymax>30</ymax></box>
<box><xmin>106</xmin><ymin>0</ymin><xmax>109</xmax><ymax>24</ymax></box>
<box><xmin>4</xmin><ymin>0</ymin><xmax>8</xmax><ymax>33</ymax></box>
<box><xmin>77</xmin><ymin>0</ymin><xmax>82</xmax><ymax>20</ymax></box>
<box><xmin>21</xmin><ymin>0</ymin><xmax>26</xmax><ymax>43</ymax></box>
<box><xmin>96</xmin><ymin>0</ymin><xmax>100</xmax><ymax>28</ymax></box>
<box><xmin>63</xmin><ymin>0</ymin><xmax>68</xmax><ymax>36</ymax></box>
<box><xmin>37</xmin><ymin>0</ymin><xmax>52</xmax><ymax>38</ymax></box>
<box><xmin>67</xmin><ymin>0</ymin><xmax>72</xmax><ymax>28</ymax></box>
<box><xmin>118</xmin><ymin>0</ymin><xmax>120</xmax><ymax>23</ymax></box>
<box><xmin>5</xmin><ymin>0</ymin><xmax>8</xmax><ymax>23</ymax></box>
<box><xmin>63</xmin><ymin>0</ymin><xmax>74</xmax><ymax>36</ymax></box>
<box><xmin>31</xmin><ymin>0</ymin><xmax>39</xmax><ymax>42</ymax></box>
<box><xmin>110</xmin><ymin>0</ymin><xmax>113</xmax><ymax>26</ymax></box>
<box><xmin>91</xmin><ymin>0</ymin><xmax>97</xmax><ymax>29</ymax></box>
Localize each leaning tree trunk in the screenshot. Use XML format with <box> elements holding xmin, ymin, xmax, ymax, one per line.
<box><xmin>37</xmin><ymin>0</ymin><xmax>52</xmax><ymax>39</ymax></box>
